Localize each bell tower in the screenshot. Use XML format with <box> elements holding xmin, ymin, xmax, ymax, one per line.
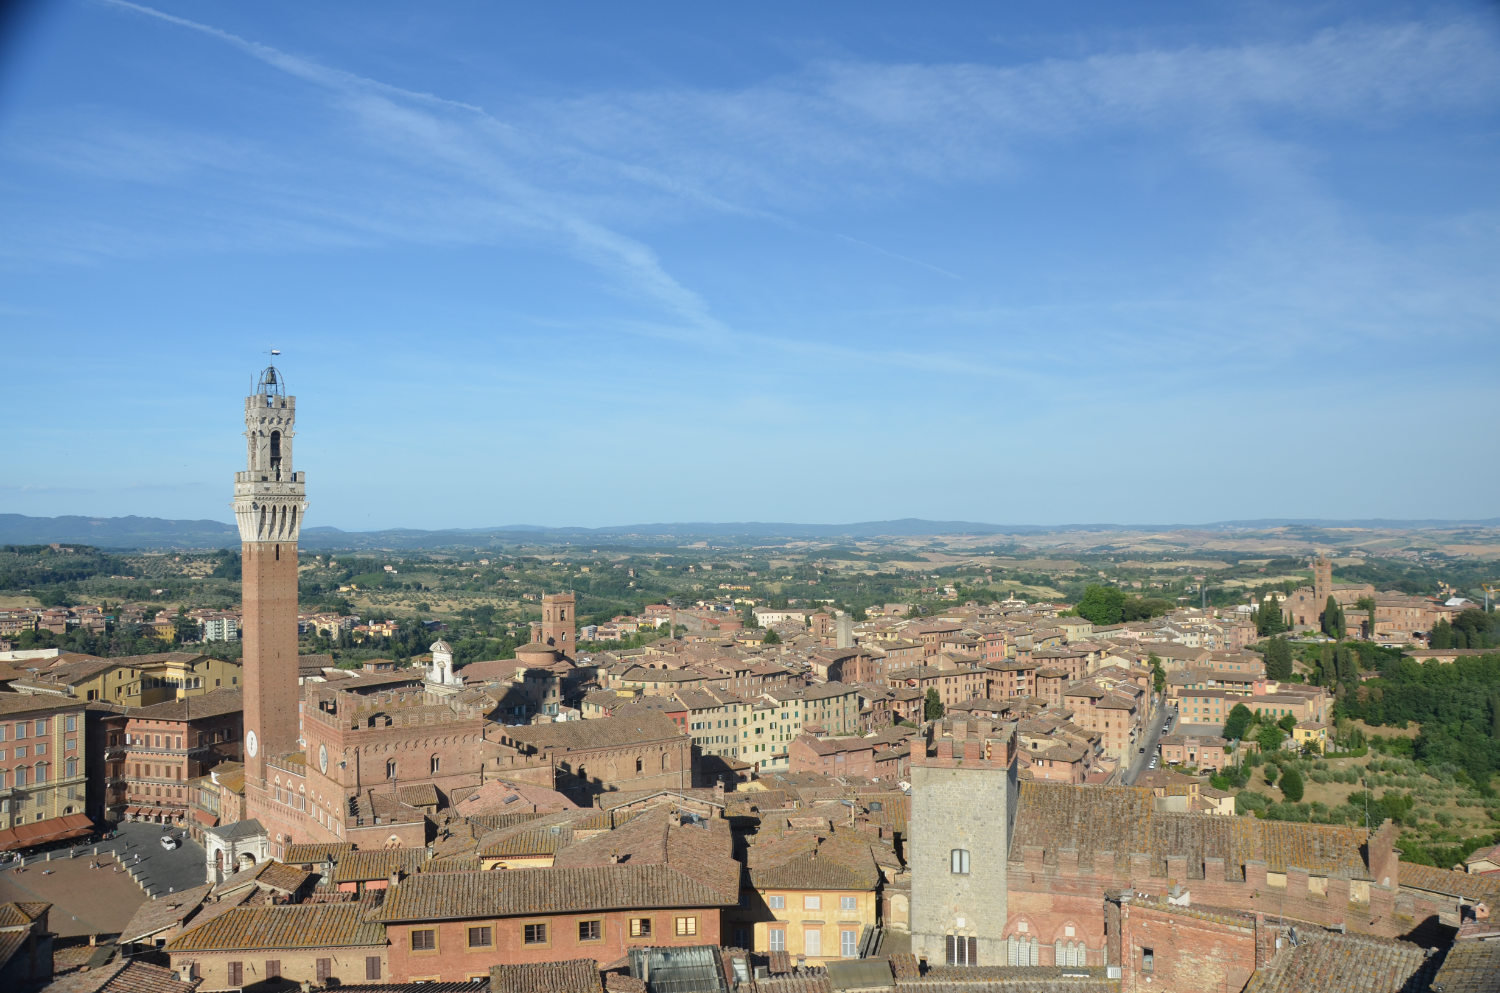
<box><xmin>233</xmin><ymin>362</ymin><xmax>307</xmax><ymax>790</ymax></box>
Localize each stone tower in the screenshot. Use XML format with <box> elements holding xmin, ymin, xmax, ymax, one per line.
<box><xmin>1313</xmin><ymin>555</ymin><xmax>1333</xmax><ymax>605</ymax></box>
<box><xmin>909</xmin><ymin>719</ymin><xmax>1019</xmax><ymax>967</ymax></box>
<box><xmin>233</xmin><ymin>363</ymin><xmax>307</xmax><ymax>791</ymax></box>
<box><xmin>535</xmin><ymin>591</ymin><xmax>576</xmax><ymax>655</ymax></box>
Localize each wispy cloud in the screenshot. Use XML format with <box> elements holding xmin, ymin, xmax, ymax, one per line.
<box><xmin>9</xmin><ymin>3</ymin><xmax>1496</xmax><ymax>384</ymax></box>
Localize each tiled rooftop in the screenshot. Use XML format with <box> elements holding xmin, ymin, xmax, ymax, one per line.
<box><xmin>489</xmin><ymin>959</ymin><xmax>603</xmax><ymax>993</ymax></box>
<box><xmin>167</xmin><ymin>903</ymin><xmax>385</xmax><ymax>952</ymax></box>
<box><xmin>372</xmin><ymin>863</ymin><xmax>738</xmax><ymax>923</ymax></box>
<box><xmin>1240</xmin><ymin>931</ymin><xmax>1438</xmax><ymax>993</ymax></box>
<box><xmin>1009</xmin><ymin>782</ymin><xmax>1370</xmax><ymax>879</ymax></box>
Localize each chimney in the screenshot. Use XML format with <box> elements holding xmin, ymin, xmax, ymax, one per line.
<box><xmin>176</xmin><ymin>963</ymin><xmax>196</xmax><ymax>984</ymax></box>
<box><xmin>388</xmin><ymin>868</ymin><xmax>404</xmax><ymax>887</ymax></box>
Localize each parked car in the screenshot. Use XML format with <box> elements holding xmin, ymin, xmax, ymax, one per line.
<box><xmin>160</xmin><ymin>834</ymin><xmax>181</xmax><ymax>851</ymax></box>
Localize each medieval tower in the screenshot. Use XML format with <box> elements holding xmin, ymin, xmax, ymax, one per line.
<box><xmin>233</xmin><ymin>362</ymin><xmax>306</xmax><ymax>794</ymax></box>
<box><xmin>909</xmin><ymin>720</ymin><xmax>1019</xmax><ymax>967</ymax></box>
<box><xmin>1313</xmin><ymin>554</ymin><xmax>1333</xmax><ymax>605</ymax></box>
<box><xmin>532</xmin><ymin>591</ymin><xmax>576</xmax><ymax>654</ymax></box>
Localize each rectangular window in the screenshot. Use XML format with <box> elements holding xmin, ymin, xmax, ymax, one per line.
<box><xmin>630</xmin><ymin>917</ymin><xmax>652</xmax><ymax>938</ymax></box>
<box><xmin>951</xmin><ymin>849</ymin><xmax>970</xmax><ymax>874</ymax></box>
<box><xmin>841</xmin><ymin>929</ymin><xmax>858</xmax><ymax>958</ymax></box>
<box><xmin>840</xmin><ymin>895</ymin><xmax>857</xmax><ymax>912</ymax></box>
<box><xmin>804</xmin><ymin>894</ymin><xmax>821</xmax><ymax>911</ymax></box>
<box><xmin>768</xmin><ymin>894</ymin><xmax>785</xmax><ymax>909</ymax></box>
<box><xmin>467</xmin><ymin>926</ymin><xmax>492</xmax><ymax>948</ymax></box>
<box><xmin>365</xmin><ymin>957</ymin><xmax>381</xmax><ymax>981</ymax></box>
<box><xmin>524</xmin><ymin>923</ymin><xmax>548</xmax><ymax>945</ymax></box>
<box><xmin>675</xmin><ymin>916</ymin><xmax>697</xmax><ymax>937</ymax></box>
<box><xmin>227</xmin><ymin>963</ymin><xmax>242</xmax><ymax>986</ymax></box>
<box><xmin>410</xmin><ymin>928</ymin><xmax>436</xmax><ymax>952</ymax></box>
<box><xmin>1142</xmin><ymin>947</ymin><xmax>1154</xmax><ymax>973</ymax></box>
<box><xmin>35</xmin><ymin>721</ymin><xmax>45</xmax><ymax>736</ymax></box>
<box><xmin>578</xmin><ymin>919</ymin><xmax>602</xmax><ymax>942</ymax></box>
<box><xmin>264</xmin><ymin>961</ymin><xmax>280</xmax><ymax>980</ymax></box>
<box><xmin>316</xmin><ymin>959</ymin><xmax>331</xmax><ymax>982</ymax></box>
<box><xmin>804</xmin><ymin>928</ymin><xmax>822</xmax><ymax>957</ymax></box>
<box><xmin>66</xmin><ymin>715</ymin><xmax>76</xmax><ymax>732</ymax></box>
<box><xmin>769</xmin><ymin>928</ymin><xmax>786</xmax><ymax>952</ymax></box>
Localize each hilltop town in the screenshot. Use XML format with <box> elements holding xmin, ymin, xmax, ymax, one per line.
<box><xmin>0</xmin><ymin>366</ymin><xmax>1496</xmax><ymax>993</ymax></box>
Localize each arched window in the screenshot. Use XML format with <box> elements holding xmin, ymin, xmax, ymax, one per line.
<box><xmin>1006</xmin><ymin>935</ymin><xmax>1039</xmax><ymax>966</ymax></box>
<box><xmin>430</xmin><ymin>755</ymin><xmax>440</xmax><ymax>775</ymax></box>
<box><xmin>386</xmin><ymin>759</ymin><xmax>397</xmax><ymax>780</ymax></box>
<box><xmin>269</xmin><ymin>430</ymin><xmax>282</xmax><ymax>477</ymax></box>
<box><xmin>635</xmin><ymin>756</ymin><xmax>643</xmax><ymax>774</ymax></box>
<box><xmin>661</xmin><ymin>753</ymin><xmax>670</xmax><ymax>771</ymax></box>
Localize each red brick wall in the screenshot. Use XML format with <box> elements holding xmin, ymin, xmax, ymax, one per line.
<box><xmin>1117</xmin><ymin>901</ymin><xmax>1258</xmax><ymax>993</ymax></box>
<box><xmin>242</xmin><ymin>542</ymin><xmax>301</xmax><ymax>787</ymax></box>
<box><xmin>387</xmin><ymin>908</ymin><xmax>721</xmax><ymax>982</ymax></box>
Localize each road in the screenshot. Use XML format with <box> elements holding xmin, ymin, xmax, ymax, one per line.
<box><xmin>1123</xmin><ymin>694</ymin><xmax>1176</xmax><ymax>785</ymax></box>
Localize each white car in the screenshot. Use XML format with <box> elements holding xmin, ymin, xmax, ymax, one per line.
<box><xmin>160</xmin><ymin>835</ymin><xmax>181</xmax><ymax>851</ymax></box>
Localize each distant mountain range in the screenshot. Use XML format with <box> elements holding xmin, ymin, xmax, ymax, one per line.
<box><xmin>1</xmin><ymin>513</ymin><xmax>1497</xmax><ymax>551</ymax></box>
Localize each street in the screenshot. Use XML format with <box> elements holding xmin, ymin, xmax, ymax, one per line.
<box><xmin>1123</xmin><ymin>694</ymin><xmax>1176</xmax><ymax>785</ymax></box>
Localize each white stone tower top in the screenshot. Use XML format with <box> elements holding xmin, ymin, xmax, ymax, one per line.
<box><xmin>233</xmin><ymin>362</ymin><xmax>308</xmax><ymax>543</ymax></box>
<box><xmin>426</xmin><ymin>638</ymin><xmax>461</xmax><ymax>692</ymax></box>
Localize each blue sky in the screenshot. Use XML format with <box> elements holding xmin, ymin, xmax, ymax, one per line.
<box><xmin>2</xmin><ymin>1</ymin><xmax>1497</xmax><ymax>530</ymax></box>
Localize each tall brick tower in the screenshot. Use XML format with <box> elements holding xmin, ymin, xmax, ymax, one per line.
<box><xmin>909</xmin><ymin>719</ymin><xmax>1018</xmax><ymax>967</ymax></box>
<box><xmin>536</xmin><ymin>591</ymin><xmax>576</xmax><ymax>655</ymax></box>
<box><xmin>1313</xmin><ymin>555</ymin><xmax>1333</xmax><ymax>605</ymax></box>
<box><xmin>233</xmin><ymin>362</ymin><xmax>306</xmax><ymax>792</ymax></box>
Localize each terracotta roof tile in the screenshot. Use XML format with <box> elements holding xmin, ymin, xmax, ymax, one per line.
<box><xmin>167</xmin><ymin>903</ymin><xmax>384</xmax><ymax>952</ymax></box>
<box><xmin>372</xmin><ymin>864</ymin><xmax>737</xmax><ymax>922</ymax></box>
<box><xmin>489</xmin><ymin>959</ymin><xmax>602</xmax><ymax>993</ymax></box>
<box><xmin>1240</xmin><ymin>931</ymin><xmax>1437</xmax><ymax>993</ymax></box>
<box><xmin>1010</xmin><ymin>782</ymin><xmax>1369</xmax><ymax>879</ymax></box>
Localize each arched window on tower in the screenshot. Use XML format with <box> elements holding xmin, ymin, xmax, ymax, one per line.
<box><xmin>386</xmin><ymin>759</ymin><xmax>397</xmax><ymax>780</ymax></box>
<box><xmin>270</xmin><ymin>431</ymin><xmax>282</xmax><ymax>479</ymax></box>
<box><xmin>430</xmin><ymin>755</ymin><xmax>440</xmax><ymax>775</ymax></box>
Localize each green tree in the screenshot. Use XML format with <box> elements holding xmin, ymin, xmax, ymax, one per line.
<box><xmin>1224</xmin><ymin>703</ymin><xmax>1254</xmax><ymax>741</ymax></box>
<box><xmin>1263</xmin><ymin>637</ymin><xmax>1293</xmax><ymax>681</ymax></box>
<box><xmin>1429</xmin><ymin>618</ymin><xmax>1454</xmax><ymax>650</ymax></box>
<box><xmin>1236</xmin><ymin>791</ymin><xmax>1270</xmax><ymax>816</ymax></box>
<box><xmin>924</xmin><ymin>688</ymin><xmax>944</xmax><ymax>722</ymax></box>
<box><xmin>1264</xmin><ymin>764</ymin><xmax>1279</xmax><ymax>786</ymax></box>
<box><xmin>1256</xmin><ymin>724</ymin><xmax>1285</xmax><ymax>755</ymax></box>
<box><xmin>1279</xmin><ymin>767</ymin><xmax>1305</xmax><ymax>802</ymax></box>
<box><xmin>1322</xmin><ymin>596</ymin><xmax>1345</xmax><ymax>640</ymax></box>
<box><xmin>1149</xmin><ymin>653</ymin><xmax>1165</xmax><ymax>695</ymax></box>
<box><xmin>1075</xmin><ymin>585</ymin><xmax>1127</xmax><ymax>626</ymax></box>
<box><xmin>761</xmin><ymin>628</ymin><xmax>781</xmax><ymax>645</ymax></box>
<box><xmin>1256</xmin><ymin>596</ymin><xmax>1285</xmax><ymax>637</ymax></box>
<box><xmin>1277</xmin><ymin>714</ymin><xmax>1297</xmax><ymax>734</ymax></box>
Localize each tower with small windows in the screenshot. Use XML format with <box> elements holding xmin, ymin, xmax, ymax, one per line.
<box><xmin>909</xmin><ymin>719</ymin><xmax>1018</xmax><ymax>967</ymax></box>
<box><xmin>532</xmin><ymin>591</ymin><xmax>576</xmax><ymax>654</ymax></box>
<box><xmin>233</xmin><ymin>363</ymin><xmax>307</xmax><ymax>791</ymax></box>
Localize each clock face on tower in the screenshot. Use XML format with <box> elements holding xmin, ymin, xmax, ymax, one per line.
<box><xmin>246</xmin><ymin>730</ymin><xmax>259</xmax><ymax>758</ymax></box>
<box><xmin>319</xmin><ymin>744</ymin><xmax>329</xmax><ymax>773</ymax></box>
